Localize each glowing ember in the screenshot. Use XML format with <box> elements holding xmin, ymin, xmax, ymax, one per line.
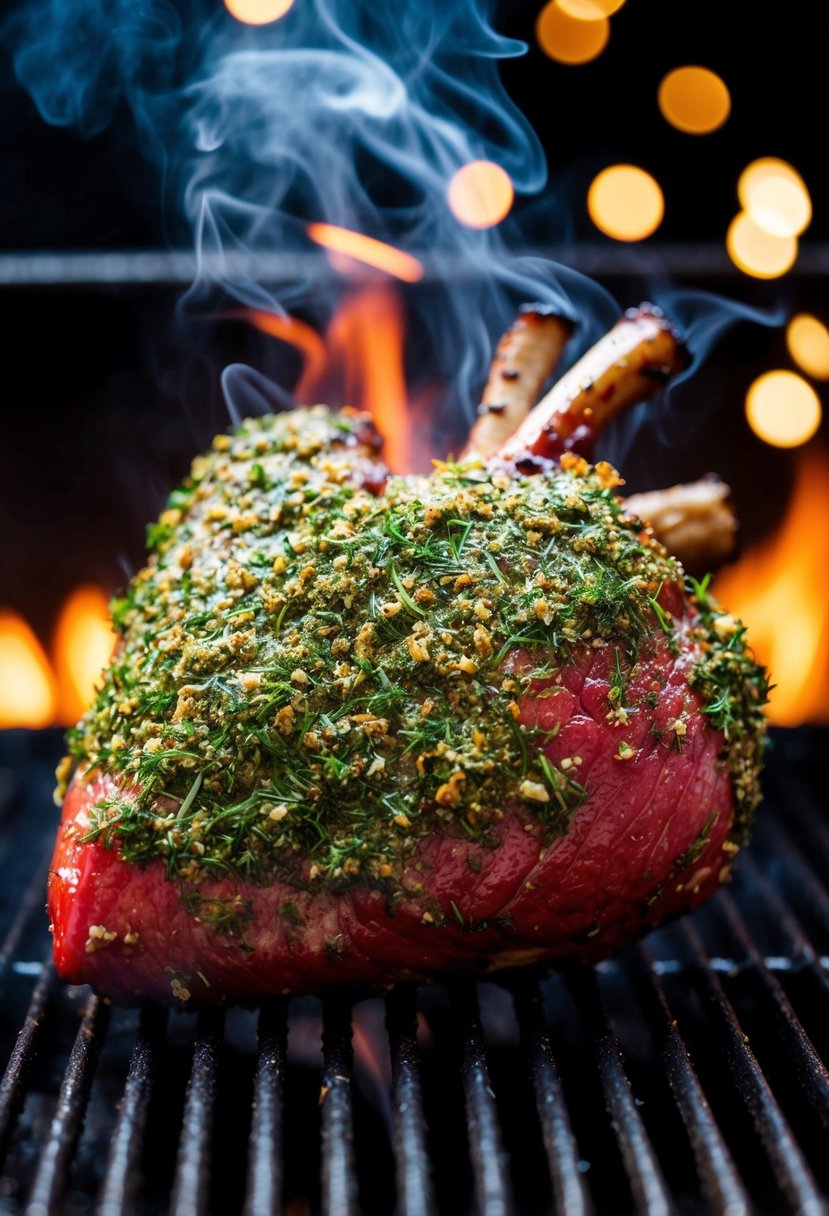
<box><xmin>53</xmin><ymin>586</ymin><xmax>117</xmax><ymax>726</ymax></box>
<box><xmin>307</xmin><ymin>224</ymin><xmax>423</xmax><ymax>284</ymax></box>
<box><xmin>224</xmin><ymin>0</ymin><xmax>294</xmax><ymax>25</ymax></box>
<box><xmin>745</xmin><ymin>370</ymin><xmax>822</xmax><ymax>449</ymax></box>
<box><xmin>738</xmin><ymin>157</ymin><xmax>811</xmax><ymax>239</ymax></box>
<box><xmin>726</xmin><ymin>212</ymin><xmax>797</xmax><ymax>279</ymax></box>
<box><xmin>787</xmin><ymin>314</ymin><xmax>829</xmax><ymax>382</ymax></box>
<box><xmin>587</xmin><ymin>164</ymin><xmax>664</xmax><ymax>241</ymax></box>
<box><xmin>714</xmin><ymin>449</ymin><xmax>829</xmax><ymax>725</ymax></box>
<box><xmin>0</xmin><ymin>611</ymin><xmax>57</xmax><ymax>728</ymax></box>
<box><xmin>658</xmin><ymin>66</ymin><xmax>731</xmax><ymax>135</ymax></box>
<box><xmin>247</xmin><ymin>311</ymin><xmax>328</xmax><ymax>400</ymax></box>
<box><xmin>536</xmin><ymin>1</ymin><xmax>610</xmax><ymax>65</ymax></box>
<box><xmin>447</xmin><ymin>161</ymin><xmax>514</xmax><ymax>230</ymax></box>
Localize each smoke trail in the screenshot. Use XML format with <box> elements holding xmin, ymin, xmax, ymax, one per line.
<box><xmin>4</xmin><ymin>0</ymin><xmax>620</xmax><ymax>453</ymax></box>
<box><xmin>3</xmin><ymin>0</ymin><xmax>780</xmax><ymax>469</ymax></box>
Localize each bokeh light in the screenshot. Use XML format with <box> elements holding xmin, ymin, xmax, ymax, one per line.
<box><xmin>658</xmin><ymin>66</ymin><xmax>731</xmax><ymax>134</ymax></box>
<box><xmin>738</xmin><ymin>158</ymin><xmax>811</xmax><ymax>238</ymax></box>
<box><xmin>746</xmin><ymin>371</ymin><xmax>822</xmax><ymax>448</ymax></box>
<box><xmin>536</xmin><ymin>2</ymin><xmax>610</xmax><ymax>65</ymax></box>
<box><xmin>587</xmin><ymin>164</ymin><xmax>664</xmax><ymax>241</ymax></box>
<box><xmin>447</xmin><ymin>161</ymin><xmax>514</xmax><ymax>229</ymax></box>
<box><xmin>726</xmin><ymin>211</ymin><xmax>797</xmax><ymax>279</ymax></box>
<box><xmin>787</xmin><ymin>315</ymin><xmax>829</xmax><ymax>382</ymax></box>
<box><xmin>557</xmin><ymin>0</ymin><xmax>625</xmax><ymax>17</ymax></box>
<box><xmin>224</xmin><ymin>0</ymin><xmax>293</xmax><ymax>25</ymax></box>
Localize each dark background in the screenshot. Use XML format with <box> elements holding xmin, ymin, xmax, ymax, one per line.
<box><xmin>0</xmin><ymin>0</ymin><xmax>824</xmax><ymax>641</ymax></box>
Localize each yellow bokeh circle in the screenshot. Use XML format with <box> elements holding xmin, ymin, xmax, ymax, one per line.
<box><xmin>587</xmin><ymin>164</ymin><xmax>664</xmax><ymax>241</ymax></box>
<box><xmin>746</xmin><ymin>371</ymin><xmax>822</xmax><ymax>448</ymax></box>
<box><xmin>658</xmin><ymin>66</ymin><xmax>731</xmax><ymax>134</ymax></box>
<box><xmin>726</xmin><ymin>212</ymin><xmax>798</xmax><ymax>279</ymax></box>
<box><xmin>224</xmin><ymin>0</ymin><xmax>294</xmax><ymax>26</ymax></box>
<box><xmin>787</xmin><ymin>315</ymin><xmax>829</xmax><ymax>381</ymax></box>
<box><xmin>536</xmin><ymin>1</ymin><xmax>610</xmax><ymax>65</ymax></box>
<box><xmin>447</xmin><ymin>162</ymin><xmax>514</xmax><ymax>229</ymax></box>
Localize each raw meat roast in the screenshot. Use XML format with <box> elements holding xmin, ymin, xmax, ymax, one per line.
<box><xmin>49</xmin><ymin>313</ymin><xmax>767</xmax><ymax>1005</ymax></box>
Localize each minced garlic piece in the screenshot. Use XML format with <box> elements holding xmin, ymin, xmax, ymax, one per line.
<box><xmin>520</xmin><ymin>779</ymin><xmax>550</xmax><ymax>803</ymax></box>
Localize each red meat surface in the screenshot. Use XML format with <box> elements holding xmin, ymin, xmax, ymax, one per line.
<box><xmin>49</xmin><ymin>628</ymin><xmax>734</xmax><ymax>1006</ymax></box>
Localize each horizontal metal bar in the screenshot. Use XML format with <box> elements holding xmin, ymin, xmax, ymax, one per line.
<box><xmin>97</xmin><ymin>1005</ymin><xmax>169</xmax><ymax>1216</ymax></box>
<box><xmin>385</xmin><ymin>985</ymin><xmax>435</xmax><ymax>1216</ymax></box>
<box><xmin>244</xmin><ymin>999</ymin><xmax>288</xmax><ymax>1216</ymax></box>
<box><xmin>0</xmin><ymin>244</ymin><xmax>827</xmax><ymax>288</ymax></box>
<box><xmin>169</xmin><ymin>1009</ymin><xmax>224</xmax><ymax>1216</ymax></box>
<box><xmin>25</xmin><ymin>992</ymin><xmax>109</xmax><ymax>1216</ymax></box>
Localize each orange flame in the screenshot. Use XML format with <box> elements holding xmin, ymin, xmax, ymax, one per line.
<box><xmin>327</xmin><ymin>286</ymin><xmax>412</xmax><ymax>472</ymax></box>
<box><xmin>307</xmin><ymin>223</ymin><xmax>424</xmax><ymax>283</ymax></box>
<box><xmin>0</xmin><ymin>611</ymin><xmax>57</xmax><ymax>728</ymax></box>
<box><xmin>714</xmin><ymin>448</ymin><xmax>829</xmax><ymax>725</ymax></box>
<box><xmin>249</xmin><ymin>284</ymin><xmax>417</xmax><ymax>473</ymax></box>
<box><xmin>53</xmin><ymin>585</ymin><xmax>118</xmax><ymax>726</ymax></box>
<box><xmin>246</xmin><ymin>310</ymin><xmax>328</xmax><ymax>401</ymax></box>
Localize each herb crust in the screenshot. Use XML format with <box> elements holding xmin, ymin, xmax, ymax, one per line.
<box><xmin>58</xmin><ymin>407</ymin><xmax>768</xmax><ymax>904</ymax></box>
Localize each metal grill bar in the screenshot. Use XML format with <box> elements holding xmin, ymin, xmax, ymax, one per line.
<box><xmin>678</xmin><ymin>920</ymin><xmax>825</xmax><ymax>1216</ymax></box>
<box><xmin>385</xmin><ymin>985</ymin><xmax>435</xmax><ymax>1216</ymax></box>
<box><xmin>454</xmin><ymin>982</ymin><xmax>513</xmax><ymax>1216</ymax></box>
<box><xmin>320</xmin><ymin>994</ymin><xmax>357</xmax><ymax>1216</ymax></box>
<box><xmin>627</xmin><ymin>945</ymin><xmax>750</xmax><ymax>1216</ymax></box>
<box><xmin>756</xmin><ymin>812</ymin><xmax>829</xmax><ymax>946</ymax></box>
<box><xmin>0</xmin><ymin>959</ymin><xmax>53</xmax><ymax>1168</ymax></box>
<box><xmin>715</xmin><ymin>890</ymin><xmax>829</xmax><ymax>1128</ymax></box>
<box><xmin>740</xmin><ymin>854</ymin><xmax>829</xmax><ymax>1010</ymax></box>
<box><xmin>513</xmin><ymin>980</ymin><xmax>592</xmax><ymax>1216</ymax></box>
<box><xmin>98</xmin><ymin>1006</ymin><xmax>168</xmax><ymax>1216</ymax></box>
<box><xmin>1</xmin><ymin>245</ymin><xmax>829</xmax><ymax>287</ymax></box>
<box><xmin>169</xmin><ymin>1010</ymin><xmax>224</xmax><ymax>1216</ymax></box>
<box><xmin>568</xmin><ymin>970</ymin><xmax>674</xmax><ymax>1216</ymax></box>
<box><xmin>0</xmin><ymin>858</ymin><xmax>50</xmax><ymax>985</ymax></box>
<box><xmin>244</xmin><ymin>999</ymin><xmax>287</xmax><ymax>1216</ymax></box>
<box><xmin>25</xmin><ymin>993</ymin><xmax>109</xmax><ymax>1216</ymax></box>
<box><xmin>1</xmin><ymin>731</ymin><xmax>829</xmax><ymax>1214</ymax></box>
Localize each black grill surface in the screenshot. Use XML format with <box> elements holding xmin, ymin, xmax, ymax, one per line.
<box><xmin>0</xmin><ymin>727</ymin><xmax>828</xmax><ymax>1216</ymax></box>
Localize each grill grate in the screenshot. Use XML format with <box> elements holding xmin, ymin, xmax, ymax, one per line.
<box><xmin>0</xmin><ymin>728</ymin><xmax>828</xmax><ymax>1215</ymax></box>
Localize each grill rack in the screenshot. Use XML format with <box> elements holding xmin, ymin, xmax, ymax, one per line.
<box><xmin>0</xmin><ymin>729</ymin><xmax>828</xmax><ymax>1215</ymax></box>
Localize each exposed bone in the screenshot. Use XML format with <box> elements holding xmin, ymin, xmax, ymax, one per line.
<box><xmin>497</xmin><ymin>304</ymin><xmax>689</xmax><ymax>464</ymax></box>
<box><xmin>463</xmin><ymin>305</ymin><xmax>573</xmax><ymax>460</ymax></box>
<box><xmin>623</xmin><ymin>477</ymin><xmax>737</xmax><ymax>575</ymax></box>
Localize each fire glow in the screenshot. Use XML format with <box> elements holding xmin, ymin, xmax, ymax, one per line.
<box><xmin>0</xmin><ymin>589</ymin><xmax>116</xmax><ymax>729</ymax></box>
<box><xmin>249</xmin><ymin>284</ymin><xmax>422</xmax><ymax>474</ymax></box>
<box><xmin>713</xmin><ymin>449</ymin><xmax>829</xmax><ymax>726</ymax></box>
<box><xmin>307</xmin><ymin>225</ymin><xmax>424</xmax><ymax>284</ymax></box>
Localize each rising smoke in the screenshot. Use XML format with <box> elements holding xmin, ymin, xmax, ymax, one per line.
<box><xmin>3</xmin><ymin>0</ymin><xmax>778</xmax><ymax>467</ymax></box>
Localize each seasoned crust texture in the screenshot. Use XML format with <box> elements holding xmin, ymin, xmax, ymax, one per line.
<box><xmin>49</xmin><ymin>406</ymin><xmax>767</xmax><ymax>1004</ymax></box>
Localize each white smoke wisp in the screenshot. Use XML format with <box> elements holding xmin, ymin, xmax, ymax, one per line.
<box><xmin>3</xmin><ymin>0</ymin><xmax>781</xmax><ymax>462</ymax></box>
<box><xmin>4</xmin><ymin>0</ymin><xmax>619</xmax><ymax>452</ymax></box>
